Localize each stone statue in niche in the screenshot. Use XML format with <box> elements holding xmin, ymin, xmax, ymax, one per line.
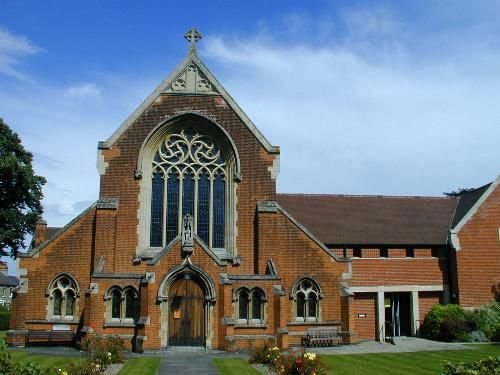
<box><xmin>182</xmin><ymin>213</ymin><xmax>194</xmax><ymax>254</ymax></box>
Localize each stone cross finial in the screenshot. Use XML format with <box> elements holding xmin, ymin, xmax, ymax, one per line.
<box><xmin>184</xmin><ymin>28</ymin><xmax>202</xmax><ymax>53</ymax></box>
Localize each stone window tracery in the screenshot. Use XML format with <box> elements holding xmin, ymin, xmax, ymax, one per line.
<box><xmin>150</xmin><ymin>129</ymin><xmax>227</xmax><ymax>249</ymax></box>
<box><xmin>106</xmin><ymin>287</ymin><xmax>139</xmax><ymax>323</ymax></box>
<box><xmin>235</xmin><ymin>287</ymin><xmax>266</xmax><ymax>324</ymax></box>
<box><xmin>47</xmin><ymin>274</ymin><xmax>78</xmax><ymax>320</ymax></box>
<box><xmin>292</xmin><ymin>278</ymin><xmax>321</xmax><ymax>322</ymax></box>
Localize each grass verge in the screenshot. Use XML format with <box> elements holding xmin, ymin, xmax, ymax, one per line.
<box><xmin>322</xmin><ymin>344</ymin><xmax>500</xmax><ymax>375</ymax></box>
<box><xmin>8</xmin><ymin>350</ymin><xmax>83</xmax><ymax>370</ymax></box>
<box><xmin>117</xmin><ymin>357</ymin><xmax>161</xmax><ymax>375</ymax></box>
<box><xmin>213</xmin><ymin>357</ymin><xmax>261</xmax><ymax>375</ymax></box>
<box><xmin>212</xmin><ymin>344</ymin><xmax>500</xmax><ymax>375</ymax></box>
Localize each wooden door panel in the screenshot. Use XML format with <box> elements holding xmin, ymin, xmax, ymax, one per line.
<box><xmin>169</xmin><ymin>278</ymin><xmax>204</xmax><ymax>346</ymax></box>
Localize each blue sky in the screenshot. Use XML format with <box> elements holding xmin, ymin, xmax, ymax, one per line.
<box><xmin>1</xmin><ymin>1</ymin><xmax>499</xmax><ymax>242</ymax></box>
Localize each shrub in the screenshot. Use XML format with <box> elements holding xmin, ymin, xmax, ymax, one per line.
<box><xmin>0</xmin><ymin>311</ymin><xmax>10</xmax><ymax>330</ymax></box>
<box><xmin>422</xmin><ymin>304</ymin><xmax>467</xmax><ymax>341</ymax></box>
<box><xmin>249</xmin><ymin>345</ymin><xmax>281</xmax><ymax>365</ymax></box>
<box><xmin>473</xmin><ymin>302</ymin><xmax>500</xmax><ymax>340</ymax></box>
<box><xmin>443</xmin><ymin>356</ymin><xmax>500</xmax><ymax>375</ymax></box>
<box><xmin>273</xmin><ymin>351</ymin><xmax>326</xmax><ymax>375</ymax></box>
<box><xmin>0</xmin><ymin>341</ymin><xmax>64</xmax><ymax>375</ymax></box>
<box><xmin>82</xmin><ymin>335</ymin><xmax>126</xmax><ymax>369</ymax></box>
<box><xmin>468</xmin><ymin>330</ymin><xmax>489</xmax><ymax>342</ymax></box>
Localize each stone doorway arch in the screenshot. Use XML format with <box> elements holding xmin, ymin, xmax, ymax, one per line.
<box><xmin>158</xmin><ymin>260</ymin><xmax>216</xmax><ymax>348</ymax></box>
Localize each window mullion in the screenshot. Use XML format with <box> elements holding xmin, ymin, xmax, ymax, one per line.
<box><xmin>162</xmin><ymin>174</ymin><xmax>167</xmax><ymax>247</ymax></box>
<box><xmin>209</xmin><ymin>174</ymin><xmax>214</xmax><ymax>248</ymax></box>
<box><xmin>178</xmin><ymin>174</ymin><xmax>184</xmax><ymax>238</ymax></box>
<box><xmin>194</xmin><ymin>171</ymin><xmax>199</xmax><ymax>237</ymax></box>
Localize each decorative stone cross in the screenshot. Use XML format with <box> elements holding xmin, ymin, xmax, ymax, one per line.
<box><xmin>184</xmin><ymin>28</ymin><xmax>202</xmax><ymax>52</ymax></box>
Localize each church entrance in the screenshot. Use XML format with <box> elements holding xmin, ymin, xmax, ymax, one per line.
<box><xmin>168</xmin><ymin>274</ymin><xmax>204</xmax><ymax>346</ymax></box>
<box><xmin>385</xmin><ymin>292</ymin><xmax>411</xmax><ymax>337</ymax></box>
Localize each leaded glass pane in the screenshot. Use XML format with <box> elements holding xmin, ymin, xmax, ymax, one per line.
<box><xmin>53</xmin><ymin>290</ymin><xmax>62</xmax><ymax>315</ymax></box>
<box><xmin>125</xmin><ymin>290</ymin><xmax>136</xmax><ymax>319</ymax></box>
<box><xmin>166</xmin><ymin>175</ymin><xmax>179</xmax><ymax>244</ymax></box>
<box><xmin>111</xmin><ymin>290</ymin><xmax>121</xmax><ymax>319</ymax></box>
<box><xmin>308</xmin><ymin>298</ymin><xmax>317</xmax><ymax>319</ymax></box>
<box><xmin>213</xmin><ymin>174</ymin><xmax>225</xmax><ymax>248</ymax></box>
<box><xmin>197</xmin><ymin>173</ymin><xmax>210</xmax><ymax>244</ymax></box>
<box><xmin>296</xmin><ymin>292</ymin><xmax>305</xmax><ymax>319</ymax></box>
<box><xmin>65</xmin><ymin>291</ymin><xmax>75</xmax><ymax>316</ymax></box>
<box><xmin>150</xmin><ymin>173</ymin><xmax>164</xmax><ymax>247</ymax></box>
<box><xmin>251</xmin><ymin>291</ymin><xmax>262</xmax><ymax>320</ymax></box>
<box><xmin>238</xmin><ymin>291</ymin><xmax>249</xmax><ymax>320</ymax></box>
<box><xmin>182</xmin><ymin>174</ymin><xmax>195</xmax><ymax>217</ymax></box>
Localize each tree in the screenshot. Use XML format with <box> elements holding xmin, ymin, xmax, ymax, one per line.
<box><xmin>0</xmin><ymin>118</ymin><xmax>46</xmax><ymax>257</ymax></box>
<box><xmin>443</xmin><ymin>188</ymin><xmax>474</xmax><ymax>197</ymax></box>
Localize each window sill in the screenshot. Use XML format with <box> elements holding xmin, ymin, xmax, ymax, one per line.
<box><xmin>287</xmin><ymin>320</ymin><xmax>341</xmax><ymax>326</ymax></box>
<box><xmin>234</xmin><ymin>323</ymin><xmax>267</xmax><ymax>329</ymax></box>
<box><xmin>104</xmin><ymin>320</ymin><xmax>136</xmax><ymax>328</ymax></box>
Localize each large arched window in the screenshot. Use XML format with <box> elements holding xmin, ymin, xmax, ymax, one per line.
<box><xmin>235</xmin><ymin>287</ymin><xmax>266</xmax><ymax>324</ymax></box>
<box><xmin>106</xmin><ymin>287</ymin><xmax>139</xmax><ymax>323</ymax></box>
<box><xmin>292</xmin><ymin>278</ymin><xmax>321</xmax><ymax>322</ymax></box>
<box><xmin>47</xmin><ymin>274</ymin><xmax>79</xmax><ymax>320</ymax></box>
<box><xmin>150</xmin><ymin>129</ymin><xmax>227</xmax><ymax>249</ymax></box>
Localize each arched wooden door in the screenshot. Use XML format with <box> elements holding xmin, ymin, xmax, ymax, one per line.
<box><xmin>168</xmin><ymin>276</ymin><xmax>204</xmax><ymax>346</ymax></box>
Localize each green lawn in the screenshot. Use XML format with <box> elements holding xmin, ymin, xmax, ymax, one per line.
<box><xmin>117</xmin><ymin>357</ymin><xmax>160</xmax><ymax>375</ymax></box>
<box><xmin>6</xmin><ymin>349</ymin><xmax>159</xmax><ymax>375</ymax></box>
<box><xmin>213</xmin><ymin>357</ymin><xmax>261</xmax><ymax>375</ymax></box>
<box><xmin>213</xmin><ymin>345</ymin><xmax>500</xmax><ymax>375</ymax></box>
<box><xmin>8</xmin><ymin>350</ymin><xmax>83</xmax><ymax>370</ymax></box>
<box><xmin>0</xmin><ymin>330</ymin><xmax>6</xmax><ymax>341</ymax></box>
<box><xmin>323</xmin><ymin>345</ymin><xmax>500</xmax><ymax>375</ymax></box>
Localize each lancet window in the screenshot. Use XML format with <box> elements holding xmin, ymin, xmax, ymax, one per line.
<box><xmin>48</xmin><ymin>274</ymin><xmax>78</xmax><ymax>319</ymax></box>
<box><xmin>293</xmin><ymin>278</ymin><xmax>321</xmax><ymax>322</ymax></box>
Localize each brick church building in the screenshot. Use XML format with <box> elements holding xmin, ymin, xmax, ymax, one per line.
<box><xmin>8</xmin><ymin>30</ymin><xmax>500</xmax><ymax>351</ymax></box>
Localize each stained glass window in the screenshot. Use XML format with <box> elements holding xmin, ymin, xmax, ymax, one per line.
<box><xmin>166</xmin><ymin>175</ymin><xmax>179</xmax><ymax>244</ymax></box>
<box><xmin>112</xmin><ymin>290</ymin><xmax>121</xmax><ymax>319</ymax></box>
<box><xmin>150</xmin><ymin>130</ymin><xmax>229</xmax><ymax>249</ymax></box>
<box><xmin>294</xmin><ymin>278</ymin><xmax>320</xmax><ymax>321</ymax></box>
<box><xmin>65</xmin><ymin>291</ymin><xmax>75</xmax><ymax>316</ymax></box>
<box><xmin>213</xmin><ymin>174</ymin><xmax>225</xmax><ymax>248</ymax></box>
<box><xmin>150</xmin><ymin>173</ymin><xmax>164</xmax><ymax>247</ymax></box>
<box><xmin>251</xmin><ymin>290</ymin><xmax>262</xmax><ymax>320</ymax></box>
<box><xmin>182</xmin><ymin>174</ymin><xmax>195</xmax><ymax>217</ymax></box>
<box><xmin>125</xmin><ymin>289</ymin><xmax>137</xmax><ymax>319</ymax></box>
<box><xmin>238</xmin><ymin>291</ymin><xmax>249</xmax><ymax>320</ymax></box>
<box><xmin>197</xmin><ymin>173</ymin><xmax>210</xmax><ymax>244</ymax></box>
<box><xmin>53</xmin><ymin>290</ymin><xmax>62</xmax><ymax>316</ymax></box>
<box><xmin>296</xmin><ymin>292</ymin><xmax>305</xmax><ymax>319</ymax></box>
<box><xmin>49</xmin><ymin>274</ymin><xmax>78</xmax><ymax>319</ymax></box>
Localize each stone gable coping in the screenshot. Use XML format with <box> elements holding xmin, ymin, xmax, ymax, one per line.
<box><xmin>258</xmin><ymin>201</ymin><xmax>350</xmax><ymax>263</ymax></box>
<box><xmin>100</xmin><ymin>51</ymin><xmax>279</xmax><ymax>154</ymax></box>
<box><xmin>22</xmin><ymin>201</ymin><xmax>98</xmax><ymax>258</ymax></box>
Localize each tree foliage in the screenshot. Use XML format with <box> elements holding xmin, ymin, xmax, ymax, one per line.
<box><xmin>0</xmin><ymin>118</ymin><xmax>46</xmax><ymax>257</ymax></box>
<box><xmin>443</xmin><ymin>188</ymin><xmax>474</xmax><ymax>197</ymax></box>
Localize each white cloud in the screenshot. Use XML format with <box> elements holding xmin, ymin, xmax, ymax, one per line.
<box><xmin>203</xmin><ymin>11</ymin><xmax>500</xmax><ymax>196</ymax></box>
<box><xmin>0</xmin><ymin>27</ymin><xmax>42</xmax><ymax>79</ymax></box>
<box><xmin>66</xmin><ymin>82</ymin><xmax>101</xmax><ymax>98</ymax></box>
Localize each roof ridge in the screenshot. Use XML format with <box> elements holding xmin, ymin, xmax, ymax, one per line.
<box><xmin>276</xmin><ymin>193</ymin><xmax>455</xmax><ymax>200</ymax></box>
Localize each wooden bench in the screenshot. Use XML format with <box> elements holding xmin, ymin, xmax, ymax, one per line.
<box><xmin>25</xmin><ymin>330</ymin><xmax>75</xmax><ymax>346</ymax></box>
<box><xmin>301</xmin><ymin>327</ymin><xmax>341</xmax><ymax>347</ymax></box>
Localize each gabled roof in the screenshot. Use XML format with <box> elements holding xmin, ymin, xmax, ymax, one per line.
<box><xmin>276</xmin><ymin>194</ymin><xmax>459</xmax><ymax>246</ymax></box>
<box><xmin>451</xmin><ymin>177</ymin><xmax>499</xmax><ymax>230</ymax></box>
<box><xmin>0</xmin><ymin>273</ymin><xmax>18</xmax><ymax>287</ymax></box>
<box><xmin>100</xmin><ymin>38</ymin><xmax>279</xmax><ymax>154</ymax></box>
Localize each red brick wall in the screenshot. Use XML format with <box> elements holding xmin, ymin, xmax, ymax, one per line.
<box><xmin>456</xmin><ymin>184</ymin><xmax>500</xmax><ymax>307</ymax></box>
<box><xmin>353</xmin><ymin>294</ymin><xmax>377</xmax><ymax>340</ymax></box>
